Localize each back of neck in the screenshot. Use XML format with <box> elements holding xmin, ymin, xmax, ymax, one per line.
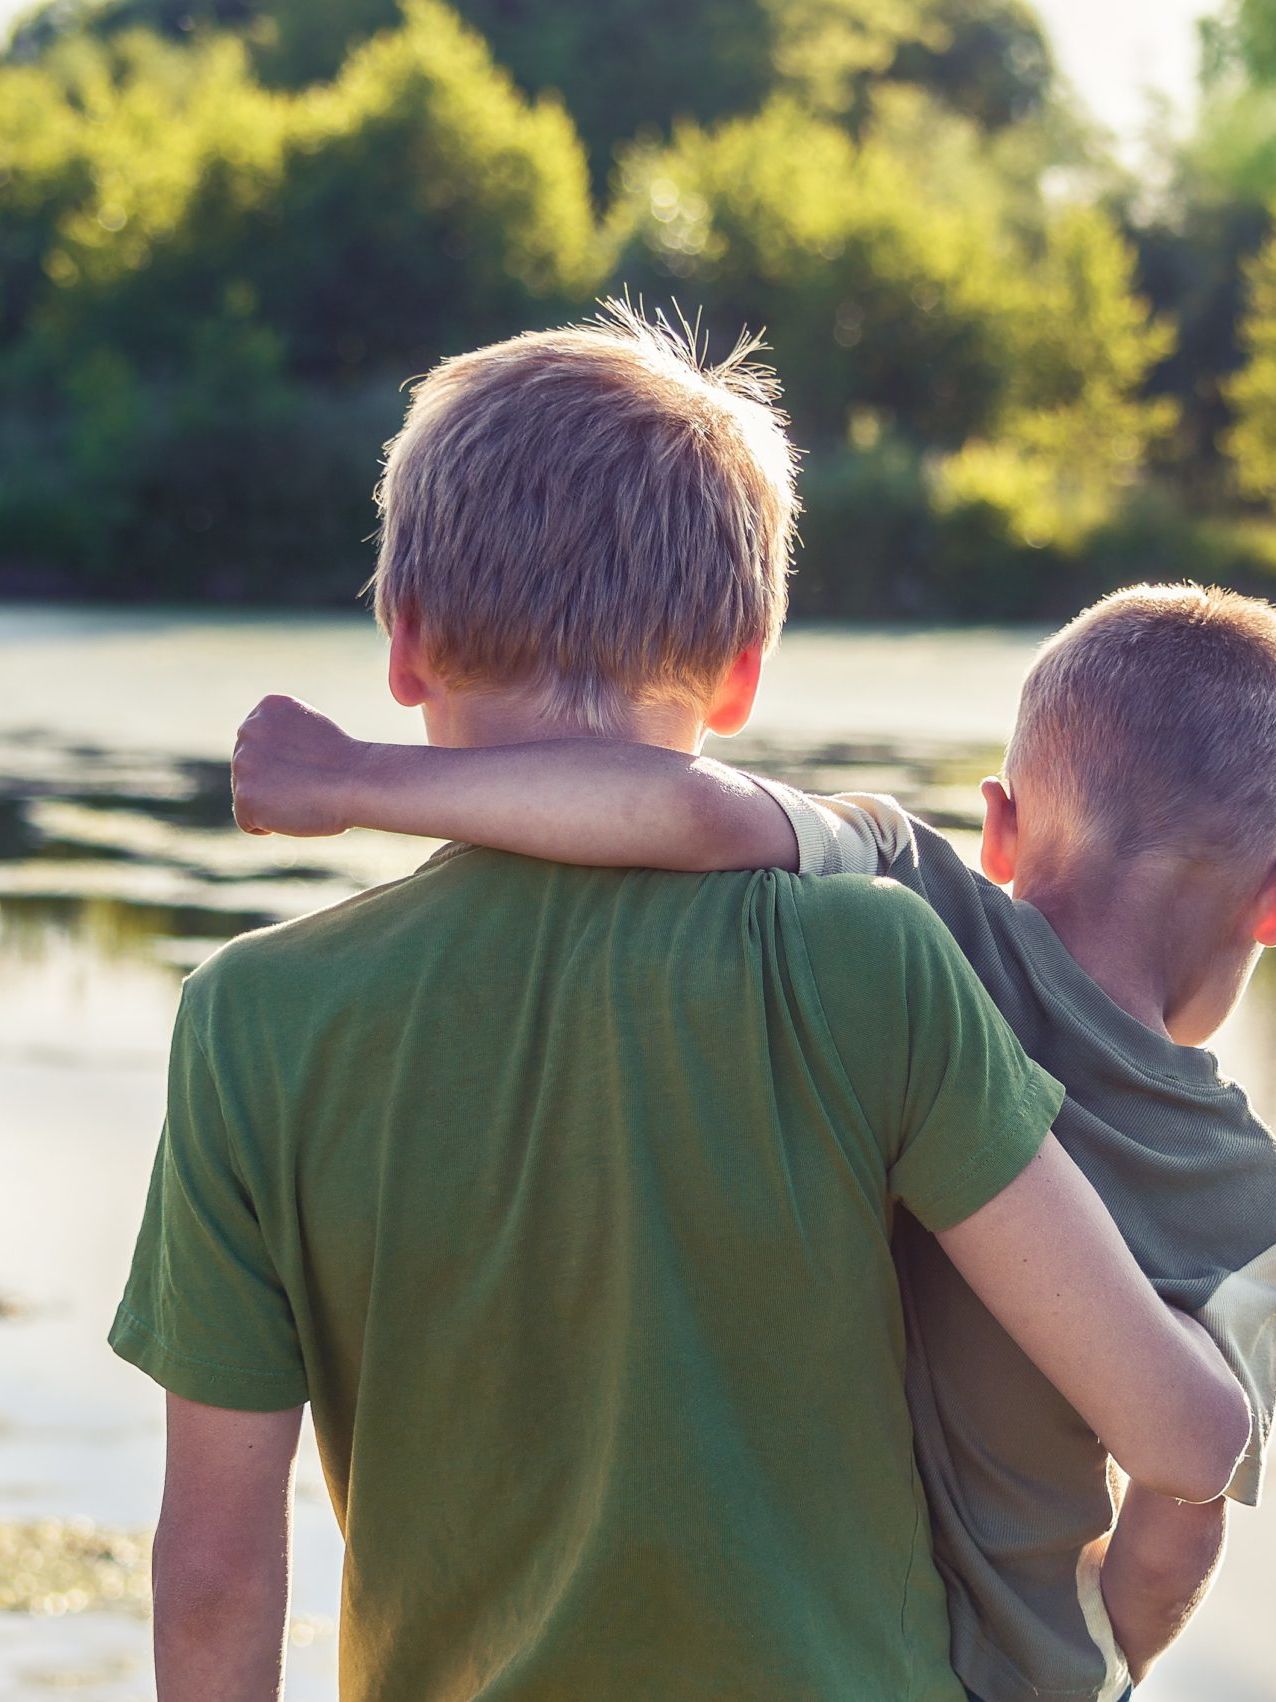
<box><xmin>428</xmin><ymin>688</ymin><xmax>704</xmax><ymax>753</ymax></box>
<box><xmin>1012</xmin><ymin>857</ymin><xmax>1203</xmax><ymax>1041</ymax></box>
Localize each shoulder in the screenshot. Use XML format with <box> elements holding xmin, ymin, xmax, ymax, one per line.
<box><xmin>784</xmin><ymin>870</ymin><xmax>969</xmax><ymax>989</ymax></box>
<box><xmin>181</xmin><ymin>863</ymin><xmax>442</xmax><ymax>1027</ymax></box>
<box><xmin>788</xmin><ymin>867</ymin><xmax>957</xmax><ymax>940</ymax></box>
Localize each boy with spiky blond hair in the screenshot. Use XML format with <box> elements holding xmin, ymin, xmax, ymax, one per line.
<box><xmin>116</xmin><ymin>302</ymin><xmax>1249</xmax><ymax>1700</ymax></box>
<box><xmin>236</xmin><ymin>581</ymin><xmax>1276</xmax><ymax>1701</ymax></box>
<box><xmin>113</xmin><ymin>305</ymin><xmax>1245</xmax><ymax>1701</ymax></box>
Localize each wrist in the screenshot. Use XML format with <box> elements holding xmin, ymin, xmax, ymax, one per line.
<box><xmin>342</xmin><ymin>738</ymin><xmax>389</xmax><ymax>832</ymax></box>
<box><xmin>344</xmin><ymin>740</ymin><xmax>439</xmax><ymax>835</ymax></box>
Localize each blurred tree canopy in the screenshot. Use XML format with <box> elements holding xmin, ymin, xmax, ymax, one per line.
<box><xmin>3</xmin><ymin>0</ymin><xmax>1276</xmax><ymax>615</ymax></box>
<box><xmin>1227</xmin><ymin>226</ymin><xmax>1276</xmax><ymax>496</ymax></box>
<box><xmin>9</xmin><ymin>0</ymin><xmax>1057</xmax><ymax>173</ymax></box>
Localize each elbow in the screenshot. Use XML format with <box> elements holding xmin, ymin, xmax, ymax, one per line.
<box><xmin>686</xmin><ymin>772</ymin><xmax>799</xmax><ymax>873</ymax></box>
<box><xmin>1186</xmin><ymin>1371</ymin><xmax>1251</xmax><ymax>1504</ymax></box>
<box><xmin>673</xmin><ymin>782</ymin><xmax>758</xmax><ymax>873</ymax></box>
<box><xmin>1122</xmin><ymin>1376</ymin><xmax>1251</xmax><ymax>1505</ymax></box>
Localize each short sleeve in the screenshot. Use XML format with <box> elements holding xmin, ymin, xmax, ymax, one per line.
<box><xmin>887</xmin><ymin>898</ymin><xmax>1063</xmax><ymax>1230</ymax></box>
<box><xmin>817</xmin><ymin>793</ymin><xmax>917</xmax><ymax>874</ymax></box>
<box><xmin>746</xmin><ymin>776</ymin><xmax>896</xmax><ymax>876</ymax></box>
<box><xmin>108</xmin><ymin>986</ymin><xmax>308</xmax><ymax>1410</ymax></box>
<box><xmin>795</xmin><ymin>879</ymin><xmax>1063</xmax><ymax>1233</ymax></box>
<box><xmin>1195</xmin><ymin>1248</ymin><xmax>1276</xmax><ymax>1506</ymax></box>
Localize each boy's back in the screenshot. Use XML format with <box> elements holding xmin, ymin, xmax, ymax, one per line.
<box><xmin>111</xmin><ymin>846</ymin><xmax>1060</xmax><ymax>1700</ymax></box>
<box><xmin>789</xmin><ymin>793</ymin><xmax>1276</xmax><ymax>1702</ymax></box>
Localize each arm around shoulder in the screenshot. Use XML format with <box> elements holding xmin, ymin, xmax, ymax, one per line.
<box><xmin>232</xmin><ymin>695</ymin><xmax>800</xmax><ymax>869</ymax></box>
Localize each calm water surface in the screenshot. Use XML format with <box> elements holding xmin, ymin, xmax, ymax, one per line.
<box><xmin>1</xmin><ymin>606</ymin><xmax>1272</xmax><ymax>1699</ymax></box>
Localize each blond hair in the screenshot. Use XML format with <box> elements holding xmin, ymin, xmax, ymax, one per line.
<box><xmin>373</xmin><ymin>301</ymin><xmax>797</xmax><ymax>732</ymax></box>
<box><xmin>1007</xmin><ymin>584</ymin><xmax>1276</xmax><ymax>866</ymax></box>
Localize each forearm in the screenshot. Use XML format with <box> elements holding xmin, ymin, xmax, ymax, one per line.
<box><xmin>1100</xmin><ymin>1484</ymin><xmax>1227</xmax><ymax>1684</ymax></box>
<box><xmin>153</xmin><ymin>1536</ymin><xmax>289</xmax><ymax>1699</ymax></box>
<box><xmin>347</xmin><ymin>738</ymin><xmax>799</xmax><ymax>871</ymax></box>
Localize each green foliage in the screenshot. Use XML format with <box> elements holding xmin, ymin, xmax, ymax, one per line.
<box><xmin>612</xmin><ymin>93</ymin><xmax>1029</xmax><ymax>446</ymax></box>
<box><xmin>1184</xmin><ymin>4</ymin><xmax>1276</xmax><ymax>203</ymax></box>
<box><xmin>1226</xmin><ymin>223</ymin><xmax>1276</xmax><ymax>499</ymax></box>
<box><xmin>0</xmin><ymin>60</ymin><xmax>94</xmax><ymax>341</ymax></box>
<box><xmin>937</xmin><ymin>206</ymin><xmax>1177</xmax><ymax>550</ymax></box>
<box><xmin>251</xmin><ymin>0</ymin><xmax>400</xmax><ymax>86</ymax></box>
<box><xmin>448</xmin><ymin>0</ymin><xmax>1054</xmax><ymax>184</ymax></box>
<box><xmin>1133</xmin><ymin>199</ymin><xmax>1268</xmax><ymax>486</ymax></box>
<box><xmin>1191</xmin><ymin>87</ymin><xmax>1276</xmax><ymax>205</ymax></box>
<box><xmin>0</xmin><ymin>0</ymin><xmax>1267</xmax><ymax>617</ymax></box>
<box><xmin>1231</xmin><ymin>0</ymin><xmax>1276</xmax><ymax>85</ymax></box>
<box><xmin>4</xmin><ymin>7</ymin><xmax>598</xmax><ymax>377</ymax></box>
<box><xmin>891</xmin><ymin>0</ymin><xmax>1054</xmax><ymax>131</ymax></box>
<box><xmin>0</xmin><ymin>1</ymin><xmax>601</xmax><ymax>594</ymax></box>
<box><xmin>9</xmin><ymin>0</ymin><xmax>1058</xmax><ymax>185</ymax></box>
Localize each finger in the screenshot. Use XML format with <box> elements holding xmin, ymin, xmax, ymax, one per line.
<box><xmin>230</xmin><ymin>778</ymin><xmax>258</xmax><ymax>837</ymax></box>
<box><xmin>233</xmin><ymin>803</ymin><xmax>273</xmax><ymax>838</ymax></box>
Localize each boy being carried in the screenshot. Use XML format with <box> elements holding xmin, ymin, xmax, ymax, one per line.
<box><xmin>235</xmin><ymin>582</ymin><xmax>1276</xmax><ymax>1702</ymax></box>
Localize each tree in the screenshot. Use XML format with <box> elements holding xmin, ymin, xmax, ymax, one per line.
<box><xmin>8</xmin><ymin>0</ymin><xmax>1062</xmax><ymax>187</ymax></box>
<box><xmin>1186</xmin><ymin>2</ymin><xmax>1276</xmax><ymax>205</ymax></box>
<box><xmin>451</xmin><ymin>0</ymin><xmax>1056</xmax><ymax>185</ymax></box>
<box><xmin>889</xmin><ymin>0</ymin><xmax>1054</xmax><ymax>131</ymax></box>
<box><xmin>611</xmin><ymin>91</ymin><xmax>1047</xmax><ymax>447</ymax></box>
<box><xmin>0</xmin><ymin>61</ymin><xmax>93</xmax><ymax>344</ymax></box>
<box><xmin>0</xmin><ymin>2</ymin><xmax>603</xmax><ymax>591</ymax></box>
<box><xmin>1226</xmin><ymin>221</ymin><xmax>1276</xmax><ymax>500</ymax></box>
<box><xmin>937</xmin><ymin>206</ymin><xmax>1177</xmax><ymax>549</ymax></box>
<box><xmin>7</xmin><ymin>3</ymin><xmax>600</xmax><ymax>377</ymax></box>
<box><xmin>5</xmin><ymin>0</ymin><xmax>257</xmax><ymax>64</ymax></box>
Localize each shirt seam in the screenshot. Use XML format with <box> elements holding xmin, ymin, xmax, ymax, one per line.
<box><xmin>182</xmin><ymin>988</ymin><xmax>260</xmax><ymax>1194</ymax></box>
<box><xmin>114</xmin><ymin>1303</ymin><xmax>303</xmax><ymax>1382</ymax></box>
<box><xmin>779</xmin><ymin>874</ymin><xmax>892</xmax><ymax>1168</ymax></box>
<box><xmin>900</xmin><ymin>1063</ymin><xmax>1056</xmax><ymax>1229</ymax></box>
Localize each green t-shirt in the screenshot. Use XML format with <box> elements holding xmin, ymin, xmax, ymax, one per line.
<box><xmin>111</xmin><ymin>848</ymin><xmax>1062</xmax><ymax>1700</ymax></box>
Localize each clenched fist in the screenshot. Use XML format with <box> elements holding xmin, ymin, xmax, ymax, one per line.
<box><xmin>232</xmin><ymin>694</ymin><xmax>366</xmax><ymax>837</ymax></box>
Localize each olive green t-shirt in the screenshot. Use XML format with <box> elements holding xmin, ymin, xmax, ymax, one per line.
<box><xmin>110</xmin><ymin>848</ymin><xmax>1061</xmax><ymax>1701</ymax></box>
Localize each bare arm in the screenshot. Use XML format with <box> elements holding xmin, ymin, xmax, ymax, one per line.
<box><xmin>231</xmin><ymin>695</ymin><xmax>798</xmax><ymax>870</ymax></box>
<box><xmin>937</xmin><ymin>1136</ymin><xmax>1251</xmax><ymax>1506</ymax></box>
<box><xmin>153</xmin><ymin>1395</ymin><xmax>303</xmax><ymax>1701</ymax></box>
<box><xmin>1100</xmin><ymin>1483</ymin><xmax>1228</xmax><ymax>1684</ymax></box>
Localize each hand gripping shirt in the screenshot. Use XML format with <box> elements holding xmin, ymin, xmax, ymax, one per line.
<box><xmin>110</xmin><ymin>848</ymin><xmax>1062</xmax><ymax>1701</ymax></box>
<box><xmin>754</xmin><ymin>779</ymin><xmax>1276</xmax><ymax>1702</ymax></box>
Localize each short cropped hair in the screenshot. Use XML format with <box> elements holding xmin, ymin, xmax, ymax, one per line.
<box><xmin>1006</xmin><ymin>584</ymin><xmax>1276</xmax><ymax>866</ymax></box>
<box><xmin>374</xmin><ymin>302</ymin><xmax>797</xmax><ymax>732</ymax></box>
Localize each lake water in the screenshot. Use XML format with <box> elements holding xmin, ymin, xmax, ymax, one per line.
<box><xmin>1</xmin><ymin>605</ymin><xmax>1272</xmax><ymax>1699</ymax></box>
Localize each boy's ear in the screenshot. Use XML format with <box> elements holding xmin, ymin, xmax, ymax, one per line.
<box><xmin>705</xmin><ymin>646</ymin><xmax>764</xmax><ymax>738</ymax></box>
<box><xmin>980</xmin><ymin>777</ymin><xmax>1018</xmax><ymax>887</ymax></box>
<box><xmin>1251</xmin><ymin>864</ymin><xmax>1276</xmax><ymax>947</ymax></box>
<box><xmin>388</xmin><ymin>613</ymin><xmax>435</xmax><ymax>709</ymax></box>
